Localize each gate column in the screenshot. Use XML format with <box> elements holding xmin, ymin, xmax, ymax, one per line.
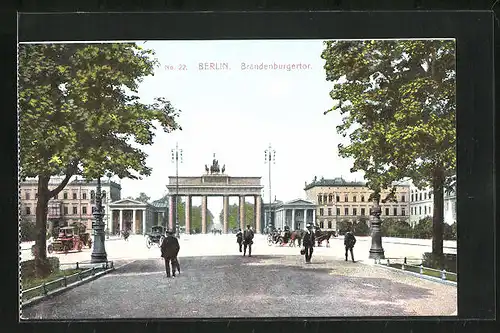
<box><xmin>223</xmin><ymin>195</ymin><xmax>229</xmax><ymax>234</ymax></box>
<box><xmin>185</xmin><ymin>195</ymin><xmax>191</xmax><ymax>234</ymax></box>
<box><xmin>239</xmin><ymin>195</ymin><xmax>246</xmax><ymax>230</ymax></box>
<box><xmin>168</xmin><ymin>195</ymin><xmax>174</xmax><ymax>230</ymax></box>
<box><xmin>201</xmin><ymin>196</ymin><xmax>207</xmax><ymax>234</ymax></box>
<box><xmin>255</xmin><ymin>195</ymin><xmax>262</xmax><ymax>233</ymax></box>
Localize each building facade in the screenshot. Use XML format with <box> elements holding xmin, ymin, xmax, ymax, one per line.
<box><xmin>271</xmin><ymin>199</ymin><xmax>316</xmax><ymax>230</ymax></box>
<box><xmin>409</xmin><ymin>181</ymin><xmax>457</xmax><ymax>226</ymax></box>
<box><xmin>19</xmin><ymin>177</ymin><xmax>122</xmax><ymax>234</ymax></box>
<box><xmin>304</xmin><ymin>177</ymin><xmax>411</xmax><ymax>231</ymax></box>
<box><xmin>108</xmin><ymin>199</ymin><xmax>160</xmax><ymax>235</ymax></box>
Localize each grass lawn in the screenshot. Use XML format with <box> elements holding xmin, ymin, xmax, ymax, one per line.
<box><xmin>22</xmin><ymin>269</ymin><xmax>83</xmax><ymax>290</ymax></box>
<box><xmin>389</xmin><ymin>263</ymin><xmax>457</xmax><ymax>282</ymax></box>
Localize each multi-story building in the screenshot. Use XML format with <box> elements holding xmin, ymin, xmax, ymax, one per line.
<box><xmin>304</xmin><ymin>177</ymin><xmax>411</xmax><ymax>231</ymax></box>
<box><xmin>409</xmin><ymin>181</ymin><xmax>456</xmax><ymax>226</ymax></box>
<box><xmin>19</xmin><ymin>176</ymin><xmax>122</xmax><ymax>234</ymax></box>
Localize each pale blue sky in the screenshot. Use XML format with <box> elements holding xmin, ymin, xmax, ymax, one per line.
<box><xmin>113</xmin><ymin>40</ymin><xmax>365</xmax><ymax>220</ymax></box>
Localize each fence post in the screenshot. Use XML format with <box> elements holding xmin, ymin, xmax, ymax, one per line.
<box><xmin>63</xmin><ymin>270</ymin><xmax>67</xmax><ymax>287</ymax></box>
<box><xmin>78</xmin><ymin>271</ymin><xmax>82</xmax><ymax>280</ymax></box>
<box><xmin>92</xmin><ymin>267</ymin><xmax>95</xmax><ymax>275</ymax></box>
<box><xmin>404</xmin><ymin>257</ymin><xmax>407</xmax><ymax>265</ymax></box>
<box><xmin>441</xmin><ymin>269</ymin><xmax>447</xmax><ymax>280</ymax></box>
<box><xmin>386</xmin><ymin>259</ymin><xmax>390</xmax><ymax>266</ymax></box>
<box><xmin>76</xmin><ymin>262</ymin><xmax>79</xmax><ymax>270</ymax></box>
<box><xmin>401</xmin><ymin>263</ymin><xmax>405</xmax><ymax>270</ymax></box>
<box><xmin>420</xmin><ymin>265</ymin><xmax>423</xmax><ymax>274</ymax></box>
<box><xmin>42</xmin><ymin>283</ymin><xmax>47</xmax><ymax>295</ymax></box>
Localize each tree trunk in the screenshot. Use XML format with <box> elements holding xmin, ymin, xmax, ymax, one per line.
<box><xmin>432</xmin><ymin>168</ymin><xmax>445</xmax><ymax>266</ymax></box>
<box><xmin>34</xmin><ymin>175</ymin><xmax>51</xmax><ymax>277</ymax></box>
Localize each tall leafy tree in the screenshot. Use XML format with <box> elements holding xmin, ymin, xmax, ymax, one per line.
<box><xmin>19</xmin><ymin>43</ymin><xmax>182</xmax><ymax>276</ymax></box>
<box><xmin>135</xmin><ymin>192</ymin><xmax>151</xmax><ymax>203</ymax></box>
<box><xmin>321</xmin><ymin>40</ymin><xmax>455</xmax><ymax>260</ymax></box>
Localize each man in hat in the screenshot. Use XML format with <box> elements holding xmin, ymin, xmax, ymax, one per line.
<box><xmin>243</xmin><ymin>224</ymin><xmax>254</xmax><ymax>257</ymax></box>
<box><xmin>160</xmin><ymin>229</ymin><xmax>180</xmax><ymax>277</ymax></box>
<box><xmin>302</xmin><ymin>223</ymin><xmax>315</xmax><ymax>263</ymax></box>
<box><xmin>236</xmin><ymin>228</ymin><xmax>243</xmax><ymax>253</ymax></box>
<box><xmin>344</xmin><ymin>228</ymin><xmax>356</xmax><ymax>262</ymax></box>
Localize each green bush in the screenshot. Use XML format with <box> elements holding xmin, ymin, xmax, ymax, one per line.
<box><xmin>422</xmin><ymin>252</ymin><xmax>457</xmax><ymax>273</ymax></box>
<box><xmin>20</xmin><ymin>257</ymin><xmax>60</xmax><ymax>280</ymax></box>
<box><xmin>412</xmin><ymin>216</ymin><xmax>433</xmax><ymax>239</ymax></box>
<box><xmin>337</xmin><ymin>219</ymin><xmax>353</xmax><ymax>235</ymax></box>
<box><xmin>353</xmin><ymin>218</ymin><xmax>370</xmax><ymax>236</ymax></box>
<box><xmin>20</xmin><ymin>220</ymin><xmax>37</xmax><ymax>242</ymax></box>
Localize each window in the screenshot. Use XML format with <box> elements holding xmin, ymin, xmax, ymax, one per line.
<box><xmin>73</xmin><ymin>193</ymin><xmax>77</xmax><ymax>200</ymax></box>
<box><xmin>318</xmin><ymin>195</ymin><xmax>322</xmax><ymax>204</ymax></box>
<box><xmin>385</xmin><ymin>208</ymin><xmax>390</xmax><ymax>215</ymax></box>
<box><xmin>419</xmin><ymin>206</ymin><xmax>422</xmax><ymax>215</ymax></box>
<box><xmin>319</xmin><ymin>208</ymin><xmax>324</xmax><ymax>216</ymax></box>
<box><xmin>102</xmin><ymin>191</ymin><xmax>107</xmax><ymax>202</ymax></box>
<box><xmin>336</xmin><ymin>208</ymin><xmax>340</xmax><ymax>216</ymax></box>
<box><xmin>353</xmin><ymin>196</ymin><xmax>357</xmax><ymax>202</ymax></box>
<box><xmin>353</xmin><ymin>208</ymin><xmax>357</xmax><ymax>216</ymax></box>
<box><xmin>327</xmin><ymin>220</ymin><xmax>332</xmax><ymax>229</ymax></box>
<box><xmin>54</xmin><ymin>193</ymin><xmax>58</xmax><ymax>200</ymax></box>
<box><xmin>361</xmin><ymin>195</ymin><xmax>365</xmax><ymax>202</ymax></box>
<box><xmin>82</xmin><ymin>192</ymin><xmax>87</xmax><ymax>200</ymax></box>
<box><xmin>419</xmin><ymin>193</ymin><xmax>422</xmax><ymax>201</ymax></box>
<box><xmin>328</xmin><ymin>208</ymin><xmax>332</xmax><ymax>216</ymax></box>
<box><xmin>91</xmin><ymin>190</ymin><xmax>95</xmax><ymax>204</ymax></box>
<box><xmin>320</xmin><ymin>221</ymin><xmax>324</xmax><ymax>228</ymax></box>
<box><xmin>73</xmin><ymin>206</ymin><xmax>78</xmax><ymax>215</ymax></box>
<box><xmin>361</xmin><ymin>208</ymin><xmax>365</xmax><ymax>216</ymax></box>
<box><xmin>323</xmin><ymin>195</ymin><xmax>327</xmax><ymax>203</ymax></box>
<box><xmin>63</xmin><ymin>206</ymin><xmax>69</xmax><ymax>215</ymax></box>
<box><xmin>336</xmin><ymin>195</ymin><xmax>340</xmax><ymax>202</ymax></box>
<box><xmin>25</xmin><ymin>207</ymin><xmax>31</xmax><ymax>215</ymax></box>
<box><xmin>402</xmin><ymin>208</ymin><xmax>406</xmax><ymax>216</ymax></box>
<box><xmin>328</xmin><ymin>194</ymin><xmax>333</xmax><ymax>203</ymax></box>
<box><xmin>25</xmin><ymin>192</ymin><xmax>30</xmax><ymax>200</ymax></box>
<box><xmin>344</xmin><ymin>208</ymin><xmax>349</xmax><ymax>215</ymax></box>
<box><xmin>63</xmin><ymin>192</ymin><xmax>68</xmax><ymax>199</ymax></box>
<box><xmin>35</xmin><ymin>192</ymin><xmax>38</xmax><ymax>199</ymax></box>
<box><xmin>424</xmin><ymin>206</ymin><xmax>427</xmax><ymax>214</ymax></box>
<box><xmin>344</xmin><ymin>194</ymin><xmax>348</xmax><ymax>202</ymax></box>
<box><xmin>424</xmin><ymin>192</ymin><xmax>427</xmax><ymax>200</ymax></box>
<box><xmin>82</xmin><ymin>206</ymin><xmax>87</xmax><ymax>215</ymax></box>
<box><xmin>393</xmin><ymin>207</ymin><xmax>397</xmax><ymax>216</ymax></box>
<box><xmin>411</xmin><ymin>194</ymin><xmax>414</xmax><ymax>201</ymax></box>
<box><xmin>401</xmin><ymin>195</ymin><xmax>406</xmax><ymax>202</ymax></box>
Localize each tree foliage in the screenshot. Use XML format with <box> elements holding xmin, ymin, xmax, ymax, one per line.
<box><xmin>321</xmin><ymin>40</ymin><xmax>455</xmax><ymax>257</ymax></box>
<box><xmin>135</xmin><ymin>192</ymin><xmax>151</xmax><ymax>203</ymax></box>
<box><xmin>19</xmin><ymin>43</ymin><xmax>182</xmax><ymax>276</ymax></box>
<box><xmin>219</xmin><ymin>202</ymin><xmax>256</xmax><ymax>230</ymax></box>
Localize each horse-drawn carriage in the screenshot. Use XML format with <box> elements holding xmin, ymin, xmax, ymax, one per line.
<box><xmin>145</xmin><ymin>225</ymin><xmax>165</xmax><ymax>249</ymax></box>
<box><xmin>314</xmin><ymin>226</ymin><xmax>337</xmax><ymax>247</ymax></box>
<box><xmin>71</xmin><ymin>222</ymin><xmax>92</xmax><ymax>249</ymax></box>
<box><xmin>267</xmin><ymin>227</ymin><xmax>303</xmax><ymax>247</ymax></box>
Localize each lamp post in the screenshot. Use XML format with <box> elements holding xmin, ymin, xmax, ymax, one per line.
<box><xmin>264</xmin><ymin>144</ymin><xmax>276</xmax><ymax>230</ymax></box>
<box><xmin>91</xmin><ymin>176</ymin><xmax>107</xmax><ymax>263</ymax></box>
<box><xmin>171</xmin><ymin>143</ymin><xmax>183</xmax><ymax>238</ymax></box>
<box><xmin>368</xmin><ymin>191</ymin><xmax>385</xmax><ymax>260</ymax></box>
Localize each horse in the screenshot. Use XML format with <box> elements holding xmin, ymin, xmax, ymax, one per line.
<box><xmin>314</xmin><ymin>228</ymin><xmax>336</xmax><ymax>247</ymax></box>
<box><xmin>289</xmin><ymin>230</ymin><xmax>304</xmax><ymax>247</ymax></box>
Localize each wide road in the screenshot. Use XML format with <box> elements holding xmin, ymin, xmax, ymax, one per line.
<box><xmin>21</xmin><ymin>234</ymin><xmax>456</xmax><ymax>319</ymax></box>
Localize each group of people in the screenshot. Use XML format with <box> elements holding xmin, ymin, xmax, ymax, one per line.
<box><xmin>159</xmin><ymin>222</ymin><xmax>357</xmax><ymax>278</ymax></box>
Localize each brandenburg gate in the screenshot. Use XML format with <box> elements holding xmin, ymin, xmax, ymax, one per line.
<box><xmin>166</xmin><ymin>157</ymin><xmax>264</xmax><ymax>234</ymax></box>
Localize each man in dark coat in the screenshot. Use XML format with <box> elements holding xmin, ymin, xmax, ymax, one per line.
<box><xmin>243</xmin><ymin>224</ymin><xmax>254</xmax><ymax>257</ymax></box>
<box><xmin>302</xmin><ymin>223</ymin><xmax>315</xmax><ymax>263</ymax></box>
<box><xmin>236</xmin><ymin>228</ymin><xmax>243</xmax><ymax>252</ymax></box>
<box><xmin>344</xmin><ymin>229</ymin><xmax>356</xmax><ymax>262</ymax></box>
<box><xmin>160</xmin><ymin>230</ymin><xmax>180</xmax><ymax>277</ymax></box>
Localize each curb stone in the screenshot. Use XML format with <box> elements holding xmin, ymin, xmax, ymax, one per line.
<box><xmin>20</xmin><ymin>266</ymin><xmax>115</xmax><ymax>310</ymax></box>
<box><xmin>366</xmin><ymin>262</ymin><xmax>457</xmax><ymax>287</ymax></box>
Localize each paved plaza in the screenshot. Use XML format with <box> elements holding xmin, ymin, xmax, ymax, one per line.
<box><xmin>20</xmin><ymin>234</ymin><xmax>457</xmax><ymax>319</ymax></box>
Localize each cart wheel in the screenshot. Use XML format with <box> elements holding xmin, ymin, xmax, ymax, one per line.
<box><xmin>146</xmin><ymin>238</ymin><xmax>152</xmax><ymax>249</ymax></box>
<box><xmin>267</xmin><ymin>237</ymin><xmax>273</xmax><ymax>246</ymax></box>
<box><xmin>158</xmin><ymin>236</ymin><xmax>164</xmax><ymax>247</ymax></box>
<box><xmin>47</xmin><ymin>244</ymin><xmax>53</xmax><ymax>254</ymax></box>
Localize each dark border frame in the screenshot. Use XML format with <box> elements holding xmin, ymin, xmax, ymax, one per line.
<box><xmin>5</xmin><ymin>9</ymin><xmax>496</xmax><ymax>333</ymax></box>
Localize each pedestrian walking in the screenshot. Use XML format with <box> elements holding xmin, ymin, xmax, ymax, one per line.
<box><xmin>301</xmin><ymin>223</ymin><xmax>315</xmax><ymax>263</ymax></box>
<box><xmin>160</xmin><ymin>229</ymin><xmax>181</xmax><ymax>277</ymax></box>
<box><xmin>236</xmin><ymin>228</ymin><xmax>243</xmax><ymax>252</ymax></box>
<box><xmin>243</xmin><ymin>224</ymin><xmax>254</xmax><ymax>257</ymax></box>
<box><xmin>344</xmin><ymin>230</ymin><xmax>356</xmax><ymax>262</ymax></box>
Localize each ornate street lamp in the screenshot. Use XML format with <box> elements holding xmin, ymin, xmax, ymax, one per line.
<box><xmin>368</xmin><ymin>191</ymin><xmax>385</xmax><ymax>260</ymax></box>
<box><xmin>91</xmin><ymin>176</ymin><xmax>107</xmax><ymax>263</ymax></box>
<box><xmin>264</xmin><ymin>144</ymin><xmax>276</xmax><ymax>230</ymax></box>
<box><xmin>171</xmin><ymin>143</ymin><xmax>183</xmax><ymax>239</ymax></box>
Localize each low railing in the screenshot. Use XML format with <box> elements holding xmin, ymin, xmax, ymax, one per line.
<box><xmin>374</xmin><ymin>257</ymin><xmax>457</xmax><ymax>282</ymax></box>
<box><xmin>21</xmin><ymin>261</ymin><xmax>114</xmax><ymax>303</ymax></box>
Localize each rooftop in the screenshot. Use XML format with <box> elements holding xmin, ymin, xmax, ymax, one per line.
<box><xmin>304</xmin><ymin>177</ymin><xmax>366</xmax><ymax>190</ymax></box>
